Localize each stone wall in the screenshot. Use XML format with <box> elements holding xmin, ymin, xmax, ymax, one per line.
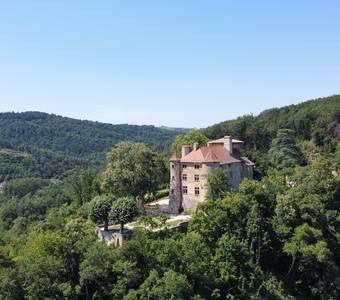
<box><xmin>169</xmin><ymin>153</ymin><xmax>254</xmax><ymax>213</ymax></box>
<box><xmin>241</xmin><ymin>164</ymin><xmax>254</xmax><ymax>180</ymax></box>
<box><xmin>181</xmin><ymin>162</ymin><xmax>219</xmax><ymax>211</ymax></box>
<box><xmin>169</xmin><ymin>160</ymin><xmax>182</xmax><ymax>214</ymax></box>
<box><xmin>96</xmin><ymin>228</ymin><xmax>132</xmax><ymax>247</ymax></box>
<box><xmin>224</xmin><ymin>162</ymin><xmax>242</xmax><ymax>188</ymax></box>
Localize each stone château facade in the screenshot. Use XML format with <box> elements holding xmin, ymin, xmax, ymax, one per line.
<box><xmin>169</xmin><ymin>136</ymin><xmax>254</xmax><ymax>213</ymax></box>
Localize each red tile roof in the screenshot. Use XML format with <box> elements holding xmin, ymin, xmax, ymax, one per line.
<box><xmin>170</xmin><ymin>136</ymin><xmax>254</xmax><ymax>166</ymax></box>
<box><xmin>180</xmin><ymin>145</ymin><xmax>242</xmax><ymax>164</ymax></box>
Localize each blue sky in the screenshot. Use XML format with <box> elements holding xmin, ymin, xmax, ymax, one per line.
<box><xmin>0</xmin><ymin>1</ymin><xmax>339</xmax><ymax>127</ymax></box>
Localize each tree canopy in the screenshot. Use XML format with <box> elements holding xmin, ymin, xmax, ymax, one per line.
<box><xmin>269</xmin><ymin>129</ymin><xmax>304</xmax><ymax>169</ymax></box>
<box><xmin>110</xmin><ymin>197</ymin><xmax>138</xmax><ymax>233</ymax></box>
<box><xmin>171</xmin><ymin>130</ymin><xmax>209</xmax><ymax>156</ymax></box>
<box><xmin>101</xmin><ymin>141</ymin><xmax>158</xmax><ymax>199</ymax></box>
<box><xmin>0</xmin><ymin>156</ymin><xmax>338</xmax><ymax>300</ymax></box>
<box><xmin>0</xmin><ymin>96</ymin><xmax>339</xmax><ymax>299</ymax></box>
<box><xmin>206</xmin><ymin>167</ymin><xmax>231</xmax><ymax>200</ymax></box>
<box><xmin>0</xmin><ymin>112</ymin><xmax>184</xmax><ymax>181</ymax></box>
<box><xmin>202</xmin><ymin>95</ymin><xmax>340</xmax><ymax>152</ymax></box>
<box><xmin>89</xmin><ymin>195</ymin><xmax>115</xmax><ymax>231</ymax></box>
<box><xmin>202</xmin><ymin>95</ymin><xmax>340</xmax><ymax>177</ymax></box>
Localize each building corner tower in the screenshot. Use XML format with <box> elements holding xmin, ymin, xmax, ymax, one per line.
<box><xmin>169</xmin><ymin>154</ymin><xmax>182</xmax><ymax>214</ymax></box>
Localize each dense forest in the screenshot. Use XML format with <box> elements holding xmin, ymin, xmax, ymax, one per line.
<box><xmin>202</xmin><ymin>95</ymin><xmax>340</xmax><ymax>177</ymax></box>
<box><xmin>203</xmin><ymin>95</ymin><xmax>340</xmax><ymax>150</ymax></box>
<box><xmin>0</xmin><ymin>96</ymin><xmax>339</xmax><ymax>299</ymax></box>
<box><xmin>0</xmin><ymin>112</ymin><xmax>186</xmax><ymax>181</ymax></box>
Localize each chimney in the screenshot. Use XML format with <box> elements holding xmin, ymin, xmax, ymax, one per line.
<box><xmin>224</xmin><ymin>136</ymin><xmax>233</xmax><ymax>154</ymax></box>
<box><xmin>193</xmin><ymin>142</ymin><xmax>199</xmax><ymax>151</ymax></box>
<box><xmin>181</xmin><ymin>145</ymin><xmax>190</xmax><ymax>158</ymax></box>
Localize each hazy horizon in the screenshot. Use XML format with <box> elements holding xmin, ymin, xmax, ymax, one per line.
<box><xmin>1</xmin><ymin>1</ymin><xmax>339</xmax><ymax>127</ymax></box>
<box><xmin>1</xmin><ymin>94</ymin><xmax>337</xmax><ymax>128</ymax></box>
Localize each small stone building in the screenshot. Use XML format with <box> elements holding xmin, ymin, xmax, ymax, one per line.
<box><xmin>169</xmin><ymin>136</ymin><xmax>254</xmax><ymax>213</ymax></box>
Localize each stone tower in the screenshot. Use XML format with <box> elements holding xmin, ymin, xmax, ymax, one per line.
<box><xmin>169</xmin><ymin>154</ymin><xmax>182</xmax><ymax>214</ymax></box>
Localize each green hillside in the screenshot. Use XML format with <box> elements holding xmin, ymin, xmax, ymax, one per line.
<box><xmin>203</xmin><ymin>95</ymin><xmax>340</xmax><ymax>151</ymax></box>
<box><xmin>202</xmin><ymin>95</ymin><xmax>340</xmax><ymax>176</ymax></box>
<box><xmin>0</xmin><ymin>112</ymin><xmax>185</xmax><ymax>181</ymax></box>
<box><xmin>0</xmin><ymin>98</ymin><xmax>339</xmax><ymax>299</ymax></box>
<box><xmin>1</xmin><ymin>96</ymin><xmax>339</xmax><ymax>181</ymax></box>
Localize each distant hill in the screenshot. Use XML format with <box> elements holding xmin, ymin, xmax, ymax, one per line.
<box><xmin>159</xmin><ymin>126</ymin><xmax>191</xmax><ymax>132</ymax></box>
<box><xmin>0</xmin><ymin>112</ymin><xmax>185</xmax><ymax>181</ymax></box>
<box><xmin>1</xmin><ymin>96</ymin><xmax>339</xmax><ymax>181</ymax></box>
<box><xmin>202</xmin><ymin>95</ymin><xmax>340</xmax><ymax>152</ymax></box>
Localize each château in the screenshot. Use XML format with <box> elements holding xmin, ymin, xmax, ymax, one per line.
<box><xmin>169</xmin><ymin>136</ymin><xmax>254</xmax><ymax>213</ymax></box>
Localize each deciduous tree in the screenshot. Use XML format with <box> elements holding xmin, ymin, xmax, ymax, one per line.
<box><xmin>171</xmin><ymin>130</ymin><xmax>209</xmax><ymax>156</ymax></box>
<box><xmin>206</xmin><ymin>167</ymin><xmax>231</xmax><ymax>200</ymax></box>
<box><xmin>109</xmin><ymin>197</ymin><xmax>138</xmax><ymax>233</ymax></box>
<box><xmin>89</xmin><ymin>195</ymin><xmax>114</xmax><ymax>231</ymax></box>
<box><xmin>102</xmin><ymin>142</ymin><xmax>158</xmax><ymax>200</ymax></box>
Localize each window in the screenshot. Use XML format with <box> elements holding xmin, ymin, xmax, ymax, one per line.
<box><xmin>183</xmin><ymin>186</ymin><xmax>188</xmax><ymax>194</ymax></box>
<box><xmin>194</xmin><ymin>174</ymin><xmax>200</xmax><ymax>182</ymax></box>
<box><xmin>171</xmin><ymin>189</ymin><xmax>174</xmax><ymax>194</ymax></box>
<box><xmin>182</xmin><ymin>164</ymin><xmax>187</xmax><ymax>169</ymax></box>
<box><xmin>182</xmin><ymin>174</ymin><xmax>187</xmax><ymax>181</ymax></box>
<box><xmin>194</xmin><ymin>164</ymin><xmax>200</xmax><ymax>169</ymax></box>
<box><xmin>229</xmin><ymin>171</ymin><xmax>233</xmax><ymax>179</ymax></box>
<box><xmin>195</xmin><ymin>187</ymin><xmax>200</xmax><ymax>196</ymax></box>
<box><xmin>172</xmin><ymin>176</ymin><xmax>175</xmax><ymax>181</ymax></box>
<box><xmin>172</xmin><ymin>164</ymin><xmax>174</xmax><ymax>169</ymax></box>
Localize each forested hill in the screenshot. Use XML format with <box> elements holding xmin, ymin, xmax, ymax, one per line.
<box><xmin>1</xmin><ymin>96</ymin><xmax>339</xmax><ymax>181</ymax></box>
<box><xmin>203</xmin><ymin>95</ymin><xmax>340</xmax><ymax>152</ymax></box>
<box><xmin>0</xmin><ymin>112</ymin><xmax>185</xmax><ymax>181</ymax></box>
